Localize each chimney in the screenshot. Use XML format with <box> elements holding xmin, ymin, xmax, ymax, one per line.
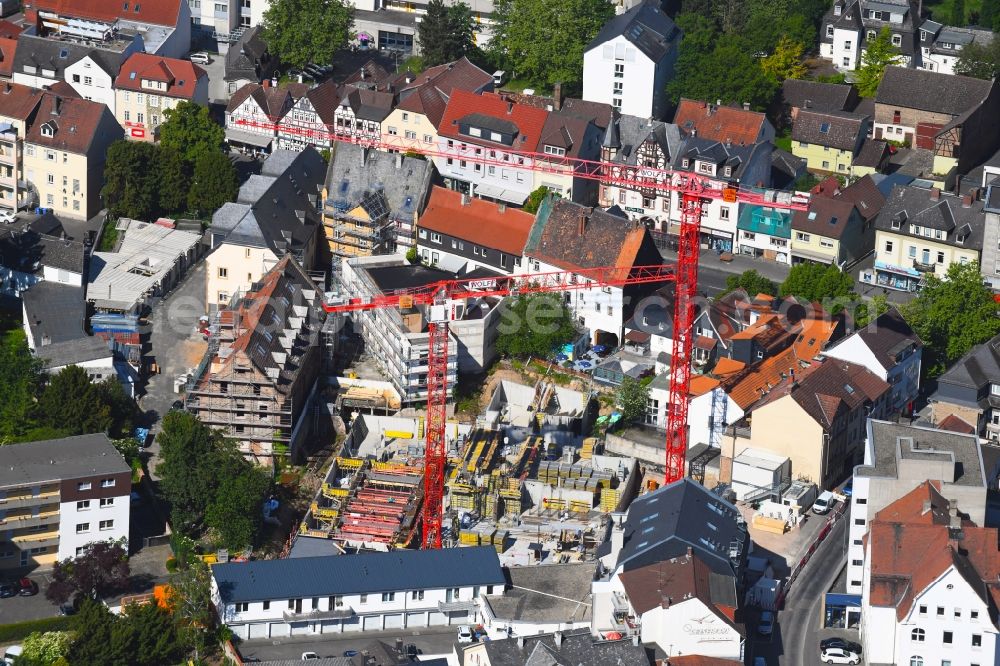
<box><xmin>691</xmin><ymin>127</ymin><xmax>697</xmax><ymax>137</ymax></box>
<box><xmin>553</xmin><ymin>631</ymin><xmax>563</xmax><ymax>648</ymax></box>
<box><xmin>2</xmin><ymin>82</ymin><xmax>9</xmax><ymax>94</ymax></box>
<box><xmin>578</xmin><ymin>211</ymin><xmax>587</xmax><ymax>236</ymax></box>
<box><xmin>52</xmin><ymin>96</ymin><xmax>61</xmax><ymax>115</ymax></box>
<box><xmin>716</xmin><ymin>99</ymin><xmax>722</xmax><ymax>107</ymax></box>
<box><xmin>962</xmin><ymin>194</ymin><xmax>972</xmax><ymax>207</ymax></box>
<box><xmin>262</xmin><ymin>79</ymin><xmax>270</xmax><ymax>89</ymax></box>
<box><xmin>743</xmin><ymin>102</ymin><xmax>751</xmax><ymax>111</ymax></box>
<box><xmin>361</xmin><ymin>68</ymin><xmax>366</xmax><ymax>80</ymax></box>
<box><xmin>553</xmin><ymin>82</ymin><xmax>564</xmax><ymax>111</ymax></box>
<box><xmin>498</xmin><ymin>202</ymin><xmax>507</xmax><ymax>214</ymax></box>
<box><xmin>270</xmin><ymin>77</ymin><xmax>277</xmax><ymax>88</ymax></box>
<box><xmin>930</xmin><ymin>188</ymin><xmax>940</xmax><ymax>200</ymax></box>
<box><xmin>632</xmin><ymin>634</ymin><xmax>640</xmax><ymax>647</ymax></box>
<box><xmin>507</xmin><ymin>102</ymin><xmax>514</xmax><ymax>114</ymax></box>
<box><xmin>461</xmin><ymin>193</ymin><xmax>471</xmax><ymax>206</ymax></box>
<box><xmin>517</xmin><ymin>636</ymin><xmax>526</xmax><ymax>649</ymax></box>
<box><xmin>395</xmin><ymin>638</ymin><xmax>404</xmax><ymax>653</ymax></box>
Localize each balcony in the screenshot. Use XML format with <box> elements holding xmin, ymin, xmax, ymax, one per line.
<box><xmin>12</xmin><ymin>532</ymin><xmax>59</xmax><ymax>549</ymax></box>
<box><xmin>282</xmin><ymin>606</ymin><xmax>354</xmax><ymax>622</ymax></box>
<box><xmin>0</xmin><ymin>491</ymin><xmax>60</xmax><ymax>510</ymax></box>
<box><xmin>912</xmin><ymin>258</ymin><xmax>937</xmax><ymax>273</ymax></box>
<box><xmin>438</xmin><ymin>599</ymin><xmax>476</xmax><ymax>613</ymax></box>
<box><xmin>0</xmin><ymin>510</ymin><xmax>59</xmax><ymax>530</ymax></box>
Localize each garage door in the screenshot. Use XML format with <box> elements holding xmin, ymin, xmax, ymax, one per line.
<box><xmin>342</xmin><ymin>617</ymin><xmax>361</xmax><ymax>632</ymax></box>
<box><xmin>320</xmin><ymin>619</ymin><xmax>341</xmax><ymax>634</ymax></box>
<box><xmin>269</xmin><ymin>622</ymin><xmax>290</xmax><ymax>637</ymax></box>
<box><xmin>290</xmin><ymin>622</ymin><xmax>311</xmax><ymax>636</ymax></box>
<box><xmin>236</xmin><ymin>624</ymin><xmax>251</xmax><ymax>640</ymax></box>
<box><xmin>406</xmin><ymin>611</ymin><xmax>427</xmax><ymax>628</ymax></box>
<box><xmin>248</xmin><ymin>623</ymin><xmax>269</xmax><ymax>639</ymax></box>
<box><xmin>448</xmin><ymin>611</ymin><xmax>469</xmax><ymax>626</ymax></box>
<box><xmin>383</xmin><ymin>614</ymin><xmax>404</xmax><ymax>629</ymax></box>
<box><xmin>428</xmin><ymin>611</ymin><xmax>447</xmax><ymax>626</ymax></box>
<box><xmin>362</xmin><ymin>615</ymin><xmax>382</xmax><ymax>631</ymax></box>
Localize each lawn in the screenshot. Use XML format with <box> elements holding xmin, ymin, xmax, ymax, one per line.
<box><xmin>774</xmin><ymin>129</ymin><xmax>792</xmax><ymax>153</ymax></box>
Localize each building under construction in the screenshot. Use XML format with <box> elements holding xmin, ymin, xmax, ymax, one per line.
<box><xmin>185</xmin><ymin>256</ymin><xmax>328</xmax><ymax>461</ymax></box>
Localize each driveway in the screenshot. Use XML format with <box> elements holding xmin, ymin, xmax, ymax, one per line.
<box><xmin>238</xmin><ymin>626</ymin><xmax>459</xmax><ymax>662</ymax></box>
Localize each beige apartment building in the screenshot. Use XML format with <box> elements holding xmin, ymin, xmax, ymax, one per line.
<box><xmin>113</xmin><ymin>52</ymin><xmax>208</xmax><ymax>142</ymax></box>
<box><xmin>23</xmin><ymin>94</ymin><xmax>123</xmax><ymax>219</ymax></box>
<box><xmin>0</xmin><ymin>83</ymin><xmax>45</xmax><ymax>215</ymax></box>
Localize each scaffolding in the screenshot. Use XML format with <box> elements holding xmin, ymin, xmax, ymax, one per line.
<box><xmin>327</xmin><ymin>188</ymin><xmax>396</xmax><ymax>259</ymax></box>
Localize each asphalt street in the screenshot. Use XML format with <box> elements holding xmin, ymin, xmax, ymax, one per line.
<box><xmin>238</xmin><ymin>626</ymin><xmax>459</xmax><ymax>662</ymax></box>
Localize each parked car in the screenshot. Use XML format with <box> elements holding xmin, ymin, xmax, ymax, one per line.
<box><xmin>821</xmin><ymin>647</ymin><xmax>861</xmax><ymax>664</ymax></box>
<box><xmin>343</xmin><ymin>650</ymin><xmax>359</xmax><ymax>657</ymax></box>
<box><xmin>58</xmin><ymin>603</ymin><xmax>76</xmax><ymax>616</ymax></box>
<box><xmin>813</xmin><ymin>490</ymin><xmax>836</xmax><ymax>515</ymax></box>
<box><xmin>820</xmin><ymin>638</ymin><xmax>862</xmax><ymax>654</ymax></box>
<box><xmin>753</xmin><ymin>658</ymin><xmax>767</xmax><ymax>666</ymax></box>
<box><xmin>18</xmin><ymin>578</ymin><xmax>38</xmax><ymax>596</ymax></box>
<box><xmin>301</xmin><ymin>653</ymin><xmax>320</xmax><ymax>661</ymax></box>
<box><xmin>841</xmin><ymin>480</ymin><xmax>853</xmax><ymax>497</ymax></box>
<box><xmin>0</xmin><ymin>584</ymin><xmax>16</xmax><ymax>598</ymax></box>
<box><xmin>758</xmin><ymin>611</ymin><xmax>775</xmax><ymax>636</ymax></box>
<box><xmin>2</xmin><ymin>645</ymin><xmax>21</xmax><ymax>666</ymax></box>
<box><xmin>0</xmin><ymin>211</ymin><xmax>14</xmax><ymax>224</ymax></box>
<box><xmin>457</xmin><ymin>625</ymin><xmax>474</xmax><ymax>644</ymax></box>
<box><xmin>189</xmin><ymin>52</ymin><xmax>211</xmax><ymax>65</ymax></box>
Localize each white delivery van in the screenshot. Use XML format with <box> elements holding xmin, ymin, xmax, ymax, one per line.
<box><xmin>812</xmin><ymin>490</ymin><xmax>835</xmax><ymax>515</ymax></box>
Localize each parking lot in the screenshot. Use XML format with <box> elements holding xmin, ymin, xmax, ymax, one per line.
<box><xmin>238</xmin><ymin>626</ymin><xmax>458</xmax><ymax>662</ymax></box>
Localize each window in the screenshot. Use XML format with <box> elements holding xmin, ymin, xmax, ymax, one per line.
<box><xmin>468</xmin><ymin>127</ymin><xmax>481</xmax><ymax>138</ymax></box>
<box><xmin>402</xmin><ymin>112</ymin><xmax>409</xmax><ymax>121</ymax></box>
<box><xmin>971</xmin><ymin>610</ymin><xmax>979</xmax><ymax>620</ymax></box>
<box><xmin>100</xmin><ymin>478</ymin><xmax>115</xmax><ymax>488</ymax></box>
<box><xmin>83</xmin><ymin>76</ymin><xmax>92</xmax><ymax>86</ymax></box>
<box><xmin>892</xmin><ymin>34</ymin><xmax>902</xmax><ymax>47</ymax></box>
<box><xmin>330</xmin><ymin>595</ymin><xmax>343</xmax><ymax>607</ymax></box>
<box><xmin>911</xmin><ymin>628</ymin><xmax>925</xmax><ymax>642</ymax></box>
<box><xmin>100</xmin><ymin>497</ymin><xmax>114</xmax><ymax>508</ymax></box>
<box><xmin>909</xmin><ymin>245</ymin><xmax>917</xmax><ymax>258</ymax></box>
<box><xmin>262</xmin><ymin>600</ymin><xmax>270</xmax><ymax>610</ymax></box>
<box><xmin>937</xmin><ymin>251</ymin><xmax>945</xmax><ymax>264</ymax></box>
<box><xmin>77</xmin><ymin>500</ymin><xmax>90</xmax><ymax>511</ymax></box>
<box><xmin>614</xmin><ymin>63</ymin><xmax>624</xmax><ymax>78</ymax></box>
<box><xmin>359</xmin><ymin>594</ymin><xmax>367</xmax><ymax>604</ymax></box>
<box><xmin>796</xmin><ymin>232</ymin><xmax>811</xmax><ymax>242</ymax></box>
<box><xmin>405</xmin><ymin>130</ymin><xmax>416</xmax><ymax>140</ymax></box>
<box><xmin>885</xmin><ymin>240</ymin><xmax>894</xmax><ymax>253</ymax></box>
<box><xmin>288</xmin><ymin>599</ymin><xmax>295</xmax><ymax>610</ymax></box>
<box><xmin>76</xmin><ymin>523</ymin><xmax>90</xmax><ymax>533</ymax></box>
<box><xmin>909</xmin><ymin>658</ymin><xmax>923</xmax><ymax>666</ymax></box>
<box><xmin>387</xmin><ymin>126</ymin><xmax>397</xmax><ymax>136</ymax></box>
<box><xmin>77</xmin><ymin>482</ymin><xmax>91</xmax><ymax>491</ymax></box>
<box><xmin>937</xmin><ymin>607</ymin><xmax>945</xmax><ymax>616</ymax></box>
<box><xmin>820</xmin><ymin>239</ymin><xmax>834</xmax><ymax>248</ymax></box>
<box><xmin>423</xmin><ymin>134</ymin><xmax>432</xmax><ymax>143</ymax></box>
<box><xmin>822</xmin><ymin>160</ymin><xmax>831</xmax><ymax>169</ymax></box>
<box><xmin>311</xmin><ymin>597</ymin><xmax>319</xmax><ymax>610</ymax></box>
<box><xmin>720</xmin><ymin>207</ymin><xmax>730</xmax><ymax>220</ymax></box>
<box><xmin>411</xmin><ymin>590</ymin><xmax>424</xmax><ymax>600</ymax></box>
<box><xmin>851</xmin><ymin>559</ymin><xmax>863</xmax><ymax>566</ymax></box>
<box><xmin>235</xmin><ymin>602</ymin><xmax>248</xmax><ymax>612</ymax></box>
<box><xmin>431</xmin><ymin>233</ymin><xmax>441</xmax><ymax>243</ymax></box>
<box><xmin>854</xmin><ymin>518</ymin><xmax>864</xmax><ymax>525</ymax></box>
<box><xmin>381</xmin><ymin>592</ymin><xmax>395</xmax><ymax>602</ymax></box>
<box><xmin>972</xmin><ymin>634</ymin><xmax>982</xmax><ymax>647</ymax></box>
<box><xmin>100</xmin><ymin>519</ymin><xmax>114</xmax><ymax>530</ymax></box>
<box><xmin>827</xmin><ymin>25</ymin><xmax>834</xmax><ymax>37</ymax></box>
<box><xmin>544</xmin><ymin>145</ymin><xmax>566</xmax><ymax>156</ymax></box>
<box><xmin>943</xmin><ymin>630</ymin><xmax>952</xmax><ymax>644</ymax></box>
<box><xmin>844</xmin><ymin>41</ymin><xmax>852</xmax><ymax>50</ymax></box>
<box><xmin>918</xmin><ymin>605</ymin><xmax>927</xmax><ymax>615</ymax></box>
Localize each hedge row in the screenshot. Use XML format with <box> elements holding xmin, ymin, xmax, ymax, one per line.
<box><xmin>0</xmin><ymin>615</ymin><xmax>72</xmax><ymax>643</ymax></box>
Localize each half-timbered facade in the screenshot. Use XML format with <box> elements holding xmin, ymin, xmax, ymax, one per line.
<box><xmin>333</xmin><ymin>88</ymin><xmax>395</xmax><ymax>146</ymax></box>
<box><xmin>276</xmin><ymin>80</ymin><xmax>342</xmax><ymax>152</ymax></box>
<box><xmin>225</xmin><ymin>82</ymin><xmax>307</xmax><ymax>154</ymax></box>
<box><xmin>599</xmin><ymin>114</ymin><xmax>682</xmax><ymax>231</ymax></box>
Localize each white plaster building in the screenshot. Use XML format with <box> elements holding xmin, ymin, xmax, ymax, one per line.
<box><xmin>211</xmin><ymin>546</ymin><xmax>506</xmax><ymax>639</ymax></box>
<box><xmin>582</xmin><ymin>0</ymin><xmax>681</xmax><ymax>119</ymax></box>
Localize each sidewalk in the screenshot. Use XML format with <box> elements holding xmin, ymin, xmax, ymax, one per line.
<box><xmin>660</xmin><ymin>247</ymin><xmax>792</xmax><ymax>283</ymax></box>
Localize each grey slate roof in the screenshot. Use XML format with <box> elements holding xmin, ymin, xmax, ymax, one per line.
<box><xmin>210</xmin><ymin>148</ymin><xmax>325</xmax><ymax>260</ymax></box>
<box><xmin>471</xmin><ymin>628</ymin><xmax>652</xmax><ymax>666</ymax></box>
<box><xmin>324</xmin><ymin>143</ymin><xmax>432</xmax><ymax>224</ymax></box>
<box><xmin>602</xmin><ymin>113</ymin><xmax>682</xmax><ymax>167</ymax></box>
<box><xmin>21</xmin><ymin>281</ymin><xmax>87</xmax><ymax>347</ymax></box>
<box><xmin>853</xmin><ymin>138</ymin><xmax>890</xmax><ymax>168</ymax></box>
<box><xmin>874</xmin><ymin>184</ymin><xmax>985</xmax><ymax>251</ymax></box>
<box><xmin>674</xmin><ymin>136</ymin><xmax>768</xmax><ymax>181</ymax></box>
<box><xmin>225</xmin><ymin>26</ymin><xmax>269</xmax><ymax>82</ymax></box>
<box><xmin>875</xmin><ymin>67</ymin><xmax>995</xmax><ymax>117</ymax></box>
<box><xmin>12</xmin><ymin>35</ymin><xmax>126</xmax><ymax>81</ymax></box>
<box><xmin>585</xmin><ymin>0</ymin><xmax>681</xmax><ymax>63</ymax></box>
<box><xmin>935</xmin><ymin>332</ymin><xmax>1000</xmax><ymax>390</ymax></box>
<box><xmin>856</xmin><ymin>420</ymin><xmax>987</xmax><ymax>487</ymax></box>
<box><xmin>792</xmin><ymin>109</ymin><xmax>867</xmax><ymax>151</ymax></box>
<box><xmin>613</xmin><ymin>478</ymin><xmax>749</xmax><ymax>577</ymax></box>
<box><xmin>0</xmin><ymin>433</ymin><xmax>129</xmax><ymax>489</ymax></box>
<box><xmin>34</xmin><ymin>336</ymin><xmax>112</xmax><ymax>369</ymax></box>
<box><xmin>771</xmin><ymin>148</ymin><xmax>807</xmax><ymax>189</ymax></box>
<box><xmin>782</xmin><ymin>79</ymin><xmax>857</xmax><ymax>113</ymax></box>
<box><xmin>212</xmin><ymin>546</ymin><xmax>505</xmax><ymax>603</ymax></box>
<box><xmin>0</xmin><ymin>213</ymin><xmax>84</xmax><ymax>276</ymax></box>
<box><xmin>830</xmin><ymin>307</ymin><xmax>921</xmax><ymax>371</ymax></box>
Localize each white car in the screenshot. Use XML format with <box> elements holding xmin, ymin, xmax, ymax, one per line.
<box><xmin>3</xmin><ymin>646</ymin><xmax>22</xmax><ymax>666</ymax></box>
<box><xmin>821</xmin><ymin>647</ymin><xmax>861</xmax><ymax>664</ymax></box>
<box><xmin>0</xmin><ymin>210</ymin><xmax>14</xmax><ymax>224</ymax></box>
<box><xmin>457</xmin><ymin>625</ymin><xmax>474</xmax><ymax>644</ymax></box>
<box><xmin>301</xmin><ymin>652</ymin><xmax>320</xmax><ymax>661</ymax></box>
<box><xmin>189</xmin><ymin>52</ymin><xmax>210</xmax><ymax>65</ymax></box>
<box><xmin>758</xmin><ymin>610</ymin><xmax>775</xmax><ymax>636</ymax></box>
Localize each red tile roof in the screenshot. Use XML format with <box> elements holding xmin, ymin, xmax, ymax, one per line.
<box><xmin>937</xmin><ymin>414</ymin><xmax>977</xmax><ymax>434</ymax></box>
<box><xmin>0</xmin><ymin>81</ymin><xmax>45</xmax><ymax>121</ymax></box>
<box><xmin>0</xmin><ymin>19</ymin><xmax>23</xmax><ymax>39</ymax></box>
<box><xmin>437</xmin><ymin>90</ymin><xmax>549</xmax><ymax>152</ymax></box>
<box><xmin>417</xmin><ymin>186</ymin><xmax>534</xmax><ymax>256</ymax></box>
<box><xmin>28</xmin><ymin>0</ymin><xmax>185</xmax><ymax>27</ymax></box>
<box><xmin>115</xmin><ymin>53</ymin><xmax>206</xmax><ymax>100</ymax></box>
<box><xmin>25</xmin><ymin>94</ymin><xmax>114</xmax><ymax>154</ymax></box>
<box><xmin>673</xmin><ymin>98</ymin><xmax>769</xmax><ymax>145</ymax></box>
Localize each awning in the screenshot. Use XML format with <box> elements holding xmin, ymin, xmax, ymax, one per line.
<box><xmin>825</xmin><ymin>593</ymin><xmax>862</xmax><ymax>608</ymax></box>
<box><xmin>472</xmin><ymin>183</ymin><xmax>530</xmax><ymax>205</ymax></box>
<box><xmin>791</xmin><ymin>246</ymin><xmax>837</xmax><ymax>264</ymax></box>
<box><xmin>225</xmin><ymin>128</ymin><xmax>274</xmax><ymax>148</ymax></box>
<box><xmin>624</xmin><ymin>330</ymin><xmax>651</xmax><ymax>344</ymax></box>
<box><xmin>875</xmin><ymin>260</ymin><xmax>920</xmax><ymax>278</ymax></box>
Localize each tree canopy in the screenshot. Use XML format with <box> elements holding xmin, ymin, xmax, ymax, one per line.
<box><xmin>261</xmin><ymin>0</ymin><xmax>354</xmax><ymax>70</ymax></box>
<box><xmin>419</xmin><ymin>0</ymin><xmax>477</xmax><ymax>67</ymax></box>
<box><xmin>901</xmin><ymin>262</ymin><xmax>1000</xmax><ymax>378</ymax></box>
<box><xmin>616</xmin><ymin>376</ymin><xmax>650</xmax><ymax>425</ymax></box>
<box><xmin>855</xmin><ymin>27</ymin><xmax>903</xmax><ymax>97</ymax></box>
<box><xmin>490</xmin><ymin>0</ymin><xmax>615</xmax><ymax>90</ymax></box>
<box><xmin>724</xmin><ymin>269</ymin><xmax>778</xmax><ymax>297</ymax></box>
<box><xmin>761</xmin><ymin>37</ymin><xmax>809</xmax><ymax>81</ymax></box>
<box><xmin>495</xmin><ymin>293</ymin><xmax>577</xmax><ymax>359</ymax></box>
<box><xmin>66</xmin><ymin>597</ymin><xmax>187</xmax><ymax>666</ymax></box>
<box><xmin>158</xmin><ymin>102</ymin><xmax>225</xmax><ymax>166</ymax></box>
<box><xmin>522</xmin><ymin>187</ymin><xmax>557</xmax><ymax>214</ymax></box>
<box><xmin>780</xmin><ymin>262</ymin><xmax>855</xmax><ymax>302</ymax></box>
<box><xmin>187</xmin><ymin>150</ymin><xmax>239</xmax><ymax>217</ymax></box>
<box><xmin>954</xmin><ymin>38</ymin><xmax>1000</xmax><ymax>80</ymax></box>
<box><xmin>46</xmin><ymin>539</ymin><xmax>131</xmax><ymax>605</ymax></box>
<box><xmin>155</xmin><ymin>411</ymin><xmax>271</xmax><ymax>550</ymax></box>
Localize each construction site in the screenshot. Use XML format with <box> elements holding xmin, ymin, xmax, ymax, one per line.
<box><xmin>292</xmin><ymin>378</ymin><xmax>642</xmax><ymax>563</ymax></box>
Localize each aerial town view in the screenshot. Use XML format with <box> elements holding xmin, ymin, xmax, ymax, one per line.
<box><xmin>1</xmin><ymin>0</ymin><xmax>1000</xmax><ymax>663</ymax></box>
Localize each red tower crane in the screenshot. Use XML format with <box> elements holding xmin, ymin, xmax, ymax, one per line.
<box><xmin>234</xmin><ymin>112</ymin><xmax>809</xmax><ymax>548</ymax></box>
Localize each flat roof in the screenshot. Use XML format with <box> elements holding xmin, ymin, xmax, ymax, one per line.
<box><xmin>734</xmin><ymin>447</ymin><xmax>788</xmax><ymax>470</ymax></box>
<box><xmin>857</xmin><ymin>420</ymin><xmax>986</xmax><ymax>487</ymax></box>
<box><xmin>0</xmin><ymin>433</ymin><xmax>129</xmax><ymax>488</ymax></box>
<box><xmin>484</xmin><ymin>562</ymin><xmax>594</xmax><ymax>623</ymax></box>
<box><xmin>88</xmin><ymin>220</ymin><xmax>201</xmax><ymax>310</ymax></box>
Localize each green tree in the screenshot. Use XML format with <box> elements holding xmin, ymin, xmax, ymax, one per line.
<box><xmin>20</xmin><ymin>631</ymin><xmax>72</xmax><ymax>665</ymax></box>
<box><xmin>158</xmin><ymin>102</ymin><xmax>225</xmax><ymax>166</ymax></box>
<box><xmin>667</xmin><ymin>35</ymin><xmax>779</xmax><ymax>110</ymax></box>
<box><xmin>855</xmin><ymin>293</ymin><xmax>889</xmax><ymax>328</ymax></box>
<box><xmin>724</xmin><ymin>269</ymin><xmax>778</xmax><ymax>296</ymax></box>
<box><xmin>187</xmin><ymin>150</ymin><xmax>238</xmax><ymax>216</ymax></box>
<box><xmin>761</xmin><ymin>37</ymin><xmax>809</xmax><ymax>81</ymax></box>
<box><xmin>67</xmin><ymin>599</ymin><xmax>124</xmax><ymax>666</ymax></box>
<box><xmin>168</xmin><ymin>561</ymin><xmax>216</xmax><ymax>660</ymax></box>
<box><xmin>855</xmin><ymin>27</ymin><xmax>903</xmax><ymax>97</ymax></box>
<box><xmin>419</xmin><ymin>0</ymin><xmax>477</xmax><ymax>67</ymax></box>
<box><xmin>95</xmin><ymin>377</ymin><xmax>137</xmax><ymax>438</ymax></box>
<box><xmin>205</xmin><ymin>458</ymin><xmax>271</xmax><ymax>551</ymax></box>
<box><xmin>123</xmin><ymin>601</ymin><xmax>184</xmax><ymax>666</ymax></box>
<box><xmin>46</xmin><ymin>539</ymin><xmax>130</xmax><ymax>604</ymax></box>
<box><xmin>155</xmin><ymin>411</ymin><xmax>224</xmax><ymax>531</ymax></box>
<box><xmin>954</xmin><ymin>39</ymin><xmax>1000</xmax><ymax>80</ymax></box>
<box><xmin>156</xmin><ymin>145</ymin><xmax>191</xmax><ymax>214</ymax></box>
<box><xmin>490</xmin><ymin>0</ymin><xmax>615</xmax><ymax>89</ymax></box>
<box><xmin>261</xmin><ymin>0</ymin><xmax>354</xmax><ymax>70</ymax></box>
<box><xmin>902</xmin><ymin>262</ymin><xmax>1000</xmax><ymax>378</ymax></box>
<box><xmin>111</xmin><ymin>437</ymin><xmax>142</xmax><ymax>467</ymax></box>
<box><xmin>523</xmin><ymin>186</ymin><xmax>557</xmax><ymax>214</ymax></box>
<box><xmin>982</xmin><ymin>0</ymin><xmax>1000</xmax><ymax>31</ymax></box>
<box><xmin>951</xmin><ymin>0</ymin><xmax>966</xmax><ymax>25</ymax></box>
<box><xmin>495</xmin><ymin>293</ymin><xmax>577</xmax><ymax>359</ymax></box>
<box><xmin>101</xmin><ymin>140</ymin><xmax>159</xmax><ymax>220</ymax></box>
<box><xmin>0</xmin><ymin>329</ymin><xmax>43</xmax><ymax>443</ymax></box>
<box><xmin>616</xmin><ymin>376</ymin><xmax>650</xmax><ymax>425</ymax></box>
<box><xmin>36</xmin><ymin>365</ymin><xmax>111</xmax><ymax>437</ymax></box>
<box><xmin>780</xmin><ymin>262</ymin><xmax>855</xmax><ymax>302</ymax></box>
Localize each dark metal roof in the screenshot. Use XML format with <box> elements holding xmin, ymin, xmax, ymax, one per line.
<box><xmin>212</xmin><ymin>546</ymin><xmax>505</xmax><ymax>603</ymax></box>
<box><xmin>782</xmin><ymin>79</ymin><xmax>857</xmax><ymax>113</ymax></box>
<box><xmin>0</xmin><ymin>433</ymin><xmax>129</xmax><ymax>488</ymax></box>
<box><xmin>792</xmin><ymin>109</ymin><xmax>867</xmax><ymax>151</ymax></box>
<box><xmin>874</xmin><ymin>184</ymin><xmax>985</xmax><ymax>249</ymax></box>
<box><xmin>875</xmin><ymin>67</ymin><xmax>994</xmax><ymax>117</ymax></box>
<box><xmin>474</xmin><ymin>628</ymin><xmax>653</xmax><ymax>666</ymax></box>
<box><xmin>585</xmin><ymin>0</ymin><xmax>680</xmax><ymax>63</ymax></box>
<box><xmin>21</xmin><ymin>281</ymin><xmax>87</xmax><ymax>347</ymax></box>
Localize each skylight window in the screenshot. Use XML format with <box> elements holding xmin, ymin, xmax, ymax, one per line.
<box><xmin>639</xmin><ymin>512</ymin><xmax>659</xmax><ymax>523</ymax></box>
<box><xmin>808</xmin><ymin>211</ymin><xmax>817</xmax><ymax>220</ymax></box>
<box><xmin>129</xmin><ymin>71</ymin><xmax>136</xmax><ymax>80</ymax></box>
<box><xmin>820</xmin><ymin>122</ymin><xmax>831</xmax><ymax>133</ymax></box>
<box><xmin>844</xmin><ymin>384</ymin><xmax>855</xmax><ymax>394</ymax></box>
<box><xmin>59</xmin><ymin>49</ymin><xmax>68</xmax><ymax>59</ymax></box>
